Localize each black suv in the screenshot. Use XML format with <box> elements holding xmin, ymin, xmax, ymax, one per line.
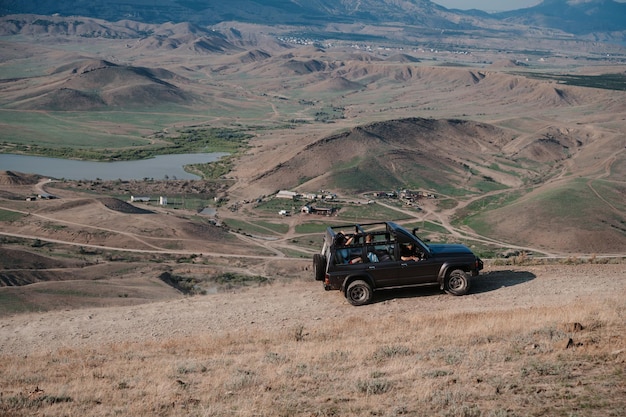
<box><xmin>313</xmin><ymin>222</ymin><xmax>483</xmax><ymax>306</ymax></box>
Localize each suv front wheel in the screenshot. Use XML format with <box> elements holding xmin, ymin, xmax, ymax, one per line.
<box><xmin>444</xmin><ymin>269</ymin><xmax>470</xmax><ymax>296</ymax></box>
<box><xmin>346</xmin><ymin>280</ymin><xmax>373</xmax><ymax>306</ymax></box>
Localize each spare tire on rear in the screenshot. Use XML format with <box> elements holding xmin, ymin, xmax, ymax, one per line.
<box><xmin>313</xmin><ymin>254</ymin><xmax>326</xmax><ymax>281</ymax></box>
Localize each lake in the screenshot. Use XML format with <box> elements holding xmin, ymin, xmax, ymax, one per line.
<box><xmin>0</xmin><ymin>153</ymin><xmax>228</xmax><ymax>181</ymax></box>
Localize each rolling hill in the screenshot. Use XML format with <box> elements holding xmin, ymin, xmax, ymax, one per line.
<box><xmin>5</xmin><ymin>59</ymin><xmax>193</xmax><ymax>110</ymax></box>
<box><xmin>250</xmin><ymin>118</ymin><xmax>515</xmax><ymax>193</ymax></box>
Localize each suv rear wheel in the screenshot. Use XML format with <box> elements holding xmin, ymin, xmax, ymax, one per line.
<box><xmin>444</xmin><ymin>269</ymin><xmax>470</xmax><ymax>296</ymax></box>
<box><xmin>346</xmin><ymin>280</ymin><xmax>373</xmax><ymax>306</ymax></box>
<box><xmin>313</xmin><ymin>254</ymin><xmax>326</xmax><ymax>281</ymax></box>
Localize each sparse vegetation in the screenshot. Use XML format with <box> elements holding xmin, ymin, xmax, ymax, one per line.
<box><xmin>0</xmin><ymin>209</ymin><xmax>24</xmax><ymax>222</ymax></box>
<box><xmin>158</xmin><ymin>270</ymin><xmax>271</xmax><ymax>295</ymax></box>
<box><xmin>0</xmin><ymin>127</ymin><xmax>250</xmax><ymax>165</ymax></box>
<box><xmin>337</xmin><ymin>202</ymin><xmax>413</xmax><ymax>221</ymax></box>
<box><xmin>223</xmin><ymin>218</ymin><xmax>288</xmax><ymax>236</ymax></box>
<box><xmin>1</xmin><ymin>295</ymin><xmax>623</xmax><ymax>417</ymax></box>
<box><xmin>293</xmin><ymin>222</ymin><xmax>329</xmax><ymax>234</ymax></box>
<box><xmin>524</xmin><ymin>72</ymin><xmax>626</xmax><ymax>91</ymax></box>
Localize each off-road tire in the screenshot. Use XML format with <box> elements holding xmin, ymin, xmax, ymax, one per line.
<box><xmin>313</xmin><ymin>254</ymin><xmax>326</xmax><ymax>281</ymax></box>
<box><xmin>444</xmin><ymin>269</ymin><xmax>470</xmax><ymax>296</ymax></box>
<box><xmin>346</xmin><ymin>280</ymin><xmax>373</xmax><ymax>306</ymax></box>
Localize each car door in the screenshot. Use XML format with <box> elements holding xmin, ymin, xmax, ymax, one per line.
<box><xmin>393</xmin><ymin>240</ymin><xmax>439</xmax><ymax>286</ymax></box>
<box><xmin>361</xmin><ymin>242</ymin><xmax>406</xmax><ymax>288</ymax></box>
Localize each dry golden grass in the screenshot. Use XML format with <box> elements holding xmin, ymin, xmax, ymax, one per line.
<box><xmin>2</xmin><ymin>297</ymin><xmax>624</xmax><ymax>417</ymax></box>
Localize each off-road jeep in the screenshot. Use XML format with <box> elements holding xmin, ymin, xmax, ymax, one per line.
<box><xmin>313</xmin><ymin>222</ymin><xmax>483</xmax><ymax>306</ymax></box>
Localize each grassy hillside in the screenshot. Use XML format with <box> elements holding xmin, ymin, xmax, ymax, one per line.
<box><xmin>464</xmin><ymin>178</ymin><xmax>626</xmax><ymax>254</ymax></box>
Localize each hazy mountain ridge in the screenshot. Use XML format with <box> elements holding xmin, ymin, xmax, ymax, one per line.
<box><xmin>0</xmin><ymin>0</ymin><xmax>451</xmax><ymax>26</ymax></box>
<box><xmin>2</xmin><ymin>0</ymin><xmax>625</xmax><ymax>35</ymax></box>
<box><xmin>496</xmin><ymin>0</ymin><xmax>626</xmax><ymax>34</ymax></box>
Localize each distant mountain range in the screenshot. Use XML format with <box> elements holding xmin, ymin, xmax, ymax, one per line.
<box><xmin>495</xmin><ymin>0</ymin><xmax>626</xmax><ymax>34</ymax></box>
<box><xmin>1</xmin><ymin>0</ymin><xmax>625</xmax><ymax>35</ymax></box>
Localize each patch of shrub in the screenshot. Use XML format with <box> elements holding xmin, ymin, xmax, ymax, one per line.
<box><xmin>213</xmin><ymin>272</ymin><xmax>272</xmax><ymax>288</ymax></box>
<box><xmin>158</xmin><ymin>271</ymin><xmax>204</xmax><ymax>295</ymax></box>
<box><xmin>356</xmin><ymin>378</ymin><xmax>391</xmax><ymax>395</ymax></box>
<box><xmin>372</xmin><ymin>345</ymin><xmax>413</xmax><ymax>361</ymax></box>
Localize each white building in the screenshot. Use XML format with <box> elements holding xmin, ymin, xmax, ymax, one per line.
<box><xmin>276</xmin><ymin>190</ymin><xmax>298</xmax><ymax>200</ymax></box>
<box><xmin>130</xmin><ymin>196</ymin><xmax>150</xmax><ymax>203</ymax></box>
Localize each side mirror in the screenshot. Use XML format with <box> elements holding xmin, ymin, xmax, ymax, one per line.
<box><xmin>412</xmin><ymin>227</ymin><xmax>419</xmax><ymax>236</ymax></box>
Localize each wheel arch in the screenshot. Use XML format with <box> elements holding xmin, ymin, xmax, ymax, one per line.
<box><xmin>341</xmin><ymin>273</ymin><xmax>375</xmax><ymax>295</ymax></box>
<box><xmin>437</xmin><ymin>262</ymin><xmax>472</xmax><ymax>289</ymax></box>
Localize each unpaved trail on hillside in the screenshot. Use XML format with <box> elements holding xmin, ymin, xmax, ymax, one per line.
<box><xmin>1</xmin><ymin>263</ymin><xmax>624</xmax><ymax>357</ymax></box>
<box><xmin>374</xmin><ymin>200</ymin><xmax>557</xmax><ymax>257</ymax></box>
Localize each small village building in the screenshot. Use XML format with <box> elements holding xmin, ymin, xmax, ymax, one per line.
<box><xmin>130</xmin><ymin>196</ymin><xmax>151</xmax><ymax>203</ymax></box>
<box><xmin>313</xmin><ymin>207</ymin><xmax>335</xmax><ymax>216</ymax></box>
<box><xmin>276</xmin><ymin>190</ymin><xmax>298</xmax><ymax>200</ymax></box>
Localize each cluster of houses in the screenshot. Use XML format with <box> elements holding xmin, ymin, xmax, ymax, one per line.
<box><xmin>276</xmin><ymin>190</ymin><xmax>338</xmax><ymax>216</ymax></box>
<box><xmin>275</xmin><ymin>190</ymin><xmax>337</xmax><ymax>201</ymax></box>
<box><xmin>26</xmin><ymin>192</ymin><xmax>58</xmax><ymax>201</ymax></box>
<box><xmin>398</xmin><ymin>189</ymin><xmax>436</xmax><ymax>205</ymax></box>
<box><xmin>370</xmin><ymin>189</ymin><xmax>436</xmax><ymax>206</ymax></box>
<box><xmin>274</xmin><ymin>188</ymin><xmax>435</xmax><ymax>216</ymax></box>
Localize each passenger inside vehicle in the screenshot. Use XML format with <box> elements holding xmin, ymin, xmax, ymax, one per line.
<box><xmin>400</xmin><ymin>242</ymin><xmax>422</xmax><ymax>261</ymax></box>
<box><xmin>334</xmin><ymin>232</ymin><xmax>363</xmax><ymax>264</ymax></box>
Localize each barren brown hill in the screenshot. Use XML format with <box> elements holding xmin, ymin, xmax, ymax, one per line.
<box><xmin>233</xmin><ymin>49</ymin><xmax>272</xmax><ymax>64</ymax></box>
<box><xmin>8</xmin><ymin>59</ymin><xmax>193</xmax><ymax>110</ymax></box>
<box><xmin>0</xmin><ymin>171</ymin><xmax>40</xmax><ymax>185</ymax></box>
<box><xmin>130</xmin><ymin>32</ymin><xmax>241</xmax><ymax>54</ymax></box>
<box><xmin>248</xmin><ymin>118</ymin><xmax>521</xmax><ymax>194</ymax></box>
<box><xmin>0</xmin><ymin>14</ymin><xmax>144</xmax><ymax>37</ymax></box>
<box><xmin>304</xmin><ymin>76</ymin><xmax>364</xmax><ymax>92</ymax></box>
<box><xmin>385</xmin><ymin>53</ymin><xmax>421</xmax><ymax>63</ymax></box>
<box><xmin>0</xmin><ymin>247</ymin><xmax>91</xmax><ymax>286</ymax></box>
<box><xmin>282</xmin><ymin>58</ymin><xmax>334</xmax><ymax>75</ymax></box>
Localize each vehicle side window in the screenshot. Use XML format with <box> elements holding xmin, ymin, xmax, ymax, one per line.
<box><xmin>335</xmin><ymin>245</ymin><xmax>364</xmax><ymax>265</ymax></box>
<box><xmin>334</xmin><ymin>248</ymin><xmax>347</xmax><ymax>265</ymax></box>
<box><xmin>367</xmin><ymin>243</ymin><xmax>394</xmax><ymax>262</ymax></box>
